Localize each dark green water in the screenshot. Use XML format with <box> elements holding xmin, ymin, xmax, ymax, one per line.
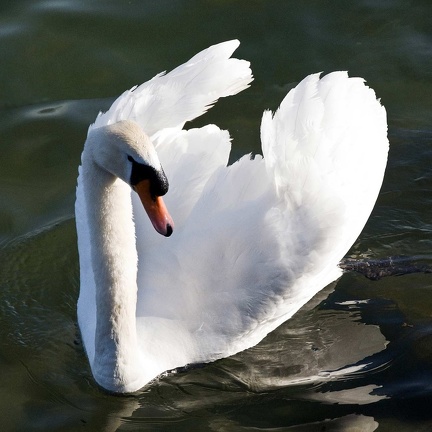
<box><xmin>1</xmin><ymin>1</ymin><xmax>432</xmax><ymax>430</ymax></box>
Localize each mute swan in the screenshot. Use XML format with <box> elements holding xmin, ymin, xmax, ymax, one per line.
<box><xmin>76</xmin><ymin>40</ymin><xmax>389</xmax><ymax>393</ymax></box>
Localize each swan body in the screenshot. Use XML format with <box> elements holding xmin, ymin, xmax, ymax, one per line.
<box><xmin>76</xmin><ymin>40</ymin><xmax>389</xmax><ymax>393</ymax></box>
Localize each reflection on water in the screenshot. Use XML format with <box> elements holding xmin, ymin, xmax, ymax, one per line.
<box><xmin>207</xmin><ymin>285</ymin><xmax>388</xmax><ymax>392</ymax></box>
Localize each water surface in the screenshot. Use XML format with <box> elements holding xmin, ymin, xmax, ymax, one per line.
<box><xmin>1</xmin><ymin>1</ymin><xmax>432</xmax><ymax>430</ymax></box>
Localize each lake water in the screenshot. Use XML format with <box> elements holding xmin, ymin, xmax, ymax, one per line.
<box><xmin>1</xmin><ymin>1</ymin><xmax>432</xmax><ymax>430</ymax></box>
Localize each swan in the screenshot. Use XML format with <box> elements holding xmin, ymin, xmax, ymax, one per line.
<box><xmin>75</xmin><ymin>40</ymin><xmax>389</xmax><ymax>393</ymax></box>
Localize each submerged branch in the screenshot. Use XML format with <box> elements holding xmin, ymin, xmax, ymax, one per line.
<box><xmin>339</xmin><ymin>256</ymin><xmax>432</xmax><ymax>280</ymax></box>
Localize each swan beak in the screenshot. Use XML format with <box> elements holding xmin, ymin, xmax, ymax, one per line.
<box><xmin>134</xmin><ymin>179</ymin><xmax>174</xmax><ymax>237</ymax></box>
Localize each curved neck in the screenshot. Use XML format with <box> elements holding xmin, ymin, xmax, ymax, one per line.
<box><xmin>81</xmin><ymin>155</ymin><xmax>144</xmax><ymax>392</ymax></box>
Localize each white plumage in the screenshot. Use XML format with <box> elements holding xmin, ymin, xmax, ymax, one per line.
<box><xmin>76</xmin><ymin>40</ymin><xmax>389</xmax><ymax>393</ymax></box>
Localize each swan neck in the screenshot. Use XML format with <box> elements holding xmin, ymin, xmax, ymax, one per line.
<box><xmin>82</xmin><ymin>157</ymin><xmax>144</xmax><ymax>392</ymax></box>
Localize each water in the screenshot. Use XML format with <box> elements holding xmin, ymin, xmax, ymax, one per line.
<box><xmin>1</xmin><ymin>1</ymin><xmax>432</xmax><ymax>430</ymax></box>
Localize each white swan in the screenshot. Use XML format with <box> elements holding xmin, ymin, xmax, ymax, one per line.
<box><xmin>75</xmin><ymin>40</ymin><xmax>389</xmax><ymax>393</ymax></box>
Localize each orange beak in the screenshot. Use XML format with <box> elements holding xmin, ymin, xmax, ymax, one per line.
<box><xmin>134</xmin><ymin>179</ymin><xmax>174</xmax><ymax>237</ymax></box>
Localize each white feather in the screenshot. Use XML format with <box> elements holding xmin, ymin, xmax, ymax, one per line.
<box><xmin>92</xmin><ymin>39</ymin><xmax>252</xmax><ymax>136</ymax></box>
<box><xmin>76</xmin><ymin>41</ymin><xmax>389</xmax><ymax>393</ymax></box>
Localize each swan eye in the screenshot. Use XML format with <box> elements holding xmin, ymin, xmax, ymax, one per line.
<box><xmin>128</xmin><ymin>155</ymin><xmax>169</xmax><ymax>198</ymax></box>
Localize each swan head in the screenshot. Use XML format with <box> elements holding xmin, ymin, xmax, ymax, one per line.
<box><xmin>86</xmin><ymin>120</ymin><xmax>174</xmax><ymax>237</ymax></box>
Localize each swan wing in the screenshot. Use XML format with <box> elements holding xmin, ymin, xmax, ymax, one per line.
<box><xmin>135</xmin><ymin>72</ymin><xmax>389</xmax><ymax>368</ymax></box>
<box><xmin>261</xmin><ymin>72</ymin><xmax>388</xmax><ymax>262</ymax></box>
<box><xmin>91</xmin><ymin>40</ymin><xmax>253</xmax><ymax>136</ymax></box>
